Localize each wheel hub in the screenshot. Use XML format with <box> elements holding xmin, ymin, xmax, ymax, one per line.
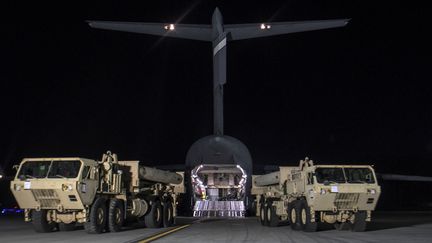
<box><xmin>301</xmin><ymin>208</ymin><xmax>307</xmax><ymax>224</ymax></box>
<box><xmin>115</xmin><ymin>208</ymin><xmax>121</xmax><ymax>224</ymax></box>
<box><xmin>97</xmin><ymin>208</ymin><xmax>104</xmax><ymax>225</ymax></box>
<box><xmin>291</xmin><ymin>208</ymin><xmax>296</xmax><ymax>223</ymax></box>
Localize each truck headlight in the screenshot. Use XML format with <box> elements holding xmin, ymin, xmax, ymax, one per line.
<box><xmin>63</xmin><ymin>184</ymin><xmax>74</xmax><ymax>191</ymax></box>
<box><xmin>367</xmin><ymin>189</ymin><xmax>376</xmax><ymax>194</ymax></box>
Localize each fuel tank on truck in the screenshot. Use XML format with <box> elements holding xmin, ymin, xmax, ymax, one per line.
<box><xmin>254</xmin><ymin>171</ymin><xmax>281</xmax><ymax>187</ymax></box>
<box><xmin>139</xmin><ymin>166</ymin><xmax>183</xmax><ymax>185</ymax></box>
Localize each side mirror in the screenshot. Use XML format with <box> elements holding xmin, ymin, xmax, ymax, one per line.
<box><xmin>13</xmin><ymin>164</ymin><xmax>19</xmax><ymax>170</ymax></box>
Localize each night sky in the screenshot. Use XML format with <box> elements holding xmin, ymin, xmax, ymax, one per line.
<box><xmin>1</xmin><ymin>1</ymin><xmax>431</xmax><ymax>177</ymax></box>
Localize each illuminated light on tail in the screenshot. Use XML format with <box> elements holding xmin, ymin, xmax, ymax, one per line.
<box><xmin>164</xmin><ymin>24</ymin><xmax>175</xmax><ymax>30</ymax></box>
<box><xmin>260</xmin><ymin>23</ymin><xmax>271</xmax><ymax>30</ymax></box>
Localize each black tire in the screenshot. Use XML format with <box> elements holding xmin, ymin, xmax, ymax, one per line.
<box><xmin>288</xmin><ymin>201</ymin><xmax>302</xmax><ymax>230</ymax></box>
<box><xmin>250</xmin><ymin>200</ymin><xmax>257</xmax><ymax>217</ymax></box>
<box><xmin>299</xmin><ymin>200</ymin><xmax>318</xmax><ymax>232</ymax></box>
<box><xmin>145</xmin><ymin>200</ymin><xmax>163</xmax><ymax>228</ymax></box>
<box><xmin>163</xmin><ymin>201</ymin><xmax>175</xmax><ymax>227</ymax></box>
<box><xmin>84</xmin><ymin>197</ymin><xmax>107</xmax><ymax>234</ymax></box>
<box><xmin>264</xmin><ymin>202</ymin><xmax>271</xmax><ymax>226</ymax></box>
<box><xmin>259</xmin><ymin>203</ymin><xmax>267</xmax><ymax>226</ymax></box>
<box><xmin>108</xmin><ymin>199</ymin><xmax>124</xmax><ymax>232</ymax></box>
<box><xmin>59</xmin><ymin>222</ymin><xmax>76</xmax><ymax>231</ymax></box>
<box><xmin>32</xmin><ymin>210</ymin><xmax>57</xmax><ymax>233</ymax></box>
<box><xmin>267</xmin><ymin>204</ymin><xmax>279</xmax><ymax>227</ymax></box>
<box><xmin>351</xmin><ymin>211</ymin><xmax>367</xmax><ymax>232</ymax></box>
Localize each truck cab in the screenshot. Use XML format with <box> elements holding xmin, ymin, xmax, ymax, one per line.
<box><xmin>10</xmin><ymin>158</ymin><xmax>99</xmax><ymax>226</ymax></box>
<box><xmin>305</xmin><ymin>165</ymin><xmax>380</xmax><ymax>212</ymax></box>
<box><xmin>252</xmin><ymin>158</ymin><xmax>381</xmax><ymax>232</ymax></box>
<box><xmin>296</xmin><ymin>164</ymin><xmax>381</xmax><ymax>230</ymax></box>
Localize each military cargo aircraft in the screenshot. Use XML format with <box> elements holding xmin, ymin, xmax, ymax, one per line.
<box><xmin>88</xmin><ymin>8</ymin><xmax>349</xmax><ymax>216</ymax></box>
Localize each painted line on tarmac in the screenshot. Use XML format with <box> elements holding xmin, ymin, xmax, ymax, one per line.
<box><xmin>137</xmin><ymin>224</ymin><xmax>191</xmax><ymax>243</ymax></box>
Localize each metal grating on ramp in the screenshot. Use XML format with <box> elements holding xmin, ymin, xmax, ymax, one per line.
<box><xmin>193</xmin><ymin>200</ymin><xmax>245</xmax><ymax>217</ymax></box>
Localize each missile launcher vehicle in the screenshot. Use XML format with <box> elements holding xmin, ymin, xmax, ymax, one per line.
<box><xmin>10</xmin><ymin>151</ymin><xmax>184</xmax><ymax>233</ymax></box>
<box><xmin>252</xmin><ymin>158</ymin><xmax>381</xmax><ymax>231</ymax></box>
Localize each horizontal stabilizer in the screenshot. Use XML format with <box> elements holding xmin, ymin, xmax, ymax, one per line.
<box><xmin>87</xmin><ymin>21</ymin><xmax>213</xmax><ymax>41</ymax></box>
<box><xmin>225</xmin><ymin>19</ymin><xmax>350</xmax><ymax>40</ymax></box>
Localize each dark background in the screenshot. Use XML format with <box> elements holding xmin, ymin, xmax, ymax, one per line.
<box><xmin>1</xmin><ymin>1</ymin><xmax>431</xmax><ymax>209</ymax></box>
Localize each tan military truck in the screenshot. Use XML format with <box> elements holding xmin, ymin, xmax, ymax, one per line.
<box><xmin>252</xmin><ymin>158</ymin><xmax>381</xmax><ymax>232</ymax></box>
<box><xmin>10</xmin><ymin>151</ymin><xmax>184</xmax><ymax>233</ymax></box>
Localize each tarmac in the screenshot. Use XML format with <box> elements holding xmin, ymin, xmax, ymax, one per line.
<box><xmin>1</xmin><ymin>211</ymin><xmax>431</xmax><ymax>243</ymax></box>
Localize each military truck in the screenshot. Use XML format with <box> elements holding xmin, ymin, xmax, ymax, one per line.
<box><xmin>10</xmin><ymin>151</ymin><xmax>184</xmax><ymax>233</ymax></box>
<box><xmin>251</xmin><ymin>158</ymin><xmax>381</xmax><ymax>232</ymax></box>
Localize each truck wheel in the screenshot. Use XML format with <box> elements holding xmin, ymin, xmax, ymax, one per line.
<box><xmin>108</xmin><ymin>199</ymin><xmax>124</xmax><ymax>232</ymax></box>
<box><xmin>259</xmin><ymin>203</ymin><xmax>267</xmax><ymax>226</ymax></box>
<box><xmin>299</xmin><ymin>200</ymin><xmax>318</xmax><ymax>232</ymax></box>
<box><xmin>267</xmin><ymin>204</ymin><xmax>279</xmax><ymax>227</ymax></box>
<box><xmin>32</xmin><ymin>210</ymin><xmax>57</xmax><ymax>233</ymax></box>
<box><xmin>84</xmin><ymin>197</ymin><xmax>107</xmax><ymax>234</ymax></box>
<box><xmin>145</xmin><ymin>200</ymin><xmax>163</xmax><ymax>228</ymax></box>
<box><xmin>288</xmin><ymin>201</ymin><xmax>302</xmax><ymax>230</ymax></box>
<box><xmin>351</xmin><ymin>211</ymin><xmax>367</xmax><ymax>232</ymax></box>
<box><xmin>163</xmin><ymin>201</ymin><xmax>174</xmax><ymax>227</ymax></box>
<box><xmin>59</xmin><ymin>223</ymin><xmax>76</xmax><ymax>231</ymax></box>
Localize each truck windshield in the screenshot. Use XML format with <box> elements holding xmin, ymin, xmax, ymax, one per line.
<box><xmin>47</xmin><ymin>161</ymin><xmax>82</xmax><ymax>178</ymax></box>
<box><xmin>344</xmin><ymin>168</ymin><xmax>375</xmax><ymax>183</ymax></box>
<box><xmin>315</xmin><ymin>168</ymin><xmax>346</xmax><ymax>184</ymax></box>
<box><xmin>18</xmin><ymin>161</ymin><xmax>51</xmax><ymax>179</ymax></box>
<box><xmin>315</xmin><ymin>167</ymin><xmax>375</xmax><ymax>184</ymax></box>
<box><xmin>18</xmin><ymin>160</ymin><xmax>82</xmax><ymax>179</ymax></box>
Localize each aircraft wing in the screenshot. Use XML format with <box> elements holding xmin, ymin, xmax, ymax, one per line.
<box><xmin>378</xmin><ymin>174</ymin><xmax>432</xmax><ymax>182</ymax></box>
<box><xmin>87</xmin><ymin>21</ymin><xmax>213</xmax><ymax>41</ymax></box>
<box><xmin>225</xmin><ymin>19</ymin><xmax>350</xmax><ymax>41</ymax></box>
<box><xmin>260</xmin><ymin>165</ymin><xmax>432</xmax><ymax>182</ymax></box>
